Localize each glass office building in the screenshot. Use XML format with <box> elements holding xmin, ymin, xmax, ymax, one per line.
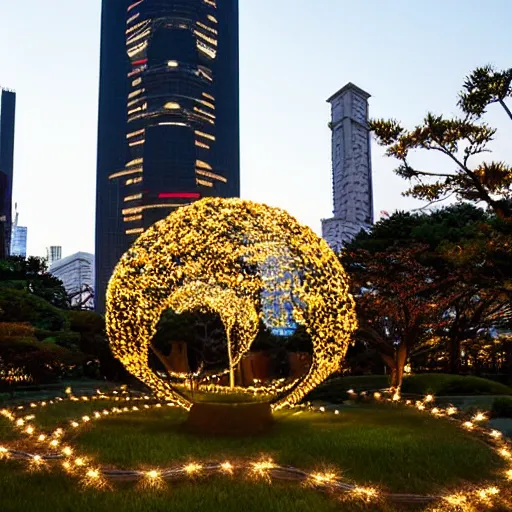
<box><xmin>0</xmin><ymin>88</ymin><xmax>16</xmax><ymax>257</ymax></box>
<box><xmin>95</xmin><ymin>0</ymin><xmax>240</xmax><ymax>312</ymax></box>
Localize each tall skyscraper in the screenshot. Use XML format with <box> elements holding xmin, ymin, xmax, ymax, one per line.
<box><xmin>322</xmin><ymin>83</ymin><xmax>374</xmax><ymax>252</ymax></box>
<box><xmin>46</xmin><ymin>246</ymin><xmax>62</xmax><ymax>266</ymax></box>
<box><xmin>0</xmin><ymin>88</ymin><xmax>16</xmax><ymax>258</ymax></box>
<box><xmin>10</xmin><ymin>203</ymin><xmax>27</xmax><ymax>258</ymax></box>
<box><xmin>95</xmin><ymin>0</ymin><xmax>240</xmax><ymax>312</ymax></box>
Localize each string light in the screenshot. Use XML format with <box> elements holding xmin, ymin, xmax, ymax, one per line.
<box><xmin>106</xmin><ymin>198</ymin><xmax>357</xmax><ymax>409</ymax></box>
<box><xmin>0</xmin><ymin>390</ymin><xmax>510</xmax><ymax>509</ymax></box>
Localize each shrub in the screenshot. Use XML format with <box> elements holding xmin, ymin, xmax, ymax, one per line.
<box><xmin>402</xmin><ymin>374</ymin><xmax>512</xmax><ymax>396</ymax></box>
<box><xmin>491</xmin><ymin>397</ymin><xmax>512</xmax><ymax>418</ymax></box>
<box><xmin>68</xmin><ymin>310</ymin><xmax>105</xmax><ymax>334</ymax></box>
<box><xmin>0</xmin><ymin>289</ymin><xmax>68</xmax><ymax>331</ymax></box>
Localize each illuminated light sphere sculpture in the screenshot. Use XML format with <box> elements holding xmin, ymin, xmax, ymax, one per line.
<box><xmin>106</xmin><ymin>198</ymin><xmax>357</xmax><ymax>411</ymax></box>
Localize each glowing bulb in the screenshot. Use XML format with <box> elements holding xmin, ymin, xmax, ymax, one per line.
<box><xmin>446</xmin><ymin>407</ymin><xmax>457</xmax><ymax>416</ymax></box>
<box><xmin>220</xmin><ymin>462</ymin><xmax>233</xmax><ymax>473</ymax></box>
<box><xmin>62</xmin><ymin>446</ymin><xmax>73</xmax><ymax>456</ymax></box>
<box><xmin>147</xmin><ymin>470</ymin><xmax>160</xmax><ymax>479</ymax></box>
<box><xmin>463</xmin><ymin>421</ymin><xmax>474</xmax><ymax>430</ymax></box>
<box><xmin>184</xmin><ymin>463</ymin><xmax>203</xmax><ymax>475</ymax></box>
<box><xmin>472</xmin><ymin>412</ymin><xmax>486</xmax><ymax>422</ymax></box>
<box><xmin>424</xmin><ymin>394</ymin><xmax>434</xmax><ymax>403</ymax></box>
<box><xmin>50</xmin><ymin>439</ymin><xmax>59</xmax><ymax>447</ymax></box>
<box><xmin>87</xmin><ymin>469</ymin><xmax>99</xmax><ymax>479</ymax></box>
<box><xmin>75</xmin><ymin>458</ymin><xmax>85</xmax><ymax>466</ymax></box>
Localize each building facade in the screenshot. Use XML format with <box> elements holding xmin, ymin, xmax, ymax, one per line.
<box><xmin>10</xmin><ymin>204</ymin><xmax>27</xmax><ymax>258</ymax></box>
<box><xmin>50</xmin><ymin>252</ymin><xmax>95</xmax><ymax>310</ymax></box>
<box><xmin>46</xmin><ymin>246</ymin><xmax>62</xmax><ymax>266</ymax></box>
<box><xmin>0</xmin><ymin>88</ymin><xmax>16</xmax><ymax>258</ymax></box>
<box><xmin>95</xmin><ymin>0</ymin><xmax>240</xmax><ymax>312</ymax></box>
<box><xmin>322</xmin><ymin>83</ymin><xmax>374</xmax><ymax>252</ymax></box>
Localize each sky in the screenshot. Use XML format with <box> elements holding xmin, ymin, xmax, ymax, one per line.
<box><xmin>1</xmin><ymin>0</ymin><xmax>511</xmax><ymax>258</ymax></box>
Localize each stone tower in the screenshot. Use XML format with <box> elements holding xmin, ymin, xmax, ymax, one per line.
<box><xmin>322</xmin><ymin>83</ymin><xmax>373</xmax><ymax>252</ymax></box>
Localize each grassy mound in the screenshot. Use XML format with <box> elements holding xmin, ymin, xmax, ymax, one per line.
<box><xmin>402</xmin><ymin>374</ymin><xmax>512</xmax><ymax>396</ymax></box>
<box><xmin>308</xmin><ymin>374</ymin><xmax>512</xmax><ymax>403</ymax></box>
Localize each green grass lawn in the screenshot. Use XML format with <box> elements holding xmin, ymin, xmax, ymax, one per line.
<box><xmin>0</xmin><ymin>399</ymin><xmax>507</xmax><ymax>512</ymax></box>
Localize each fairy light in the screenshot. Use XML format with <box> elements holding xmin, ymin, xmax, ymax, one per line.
<box><xmin>49</xmin><ymin>439</ymin><xmax>59</xmax><ymax>448</ymax></box>
<box><xmin>0</xmin><ymin>391</ymin><xmax>509</xmax><ymax>510</ymax></box>
<box><xmin>352</xmin><ymin>486</ymin><xmax>379</xmax><ymax>501</ymax></box>
<box><xmin>106</xmin><ymin>198</ymin><xmax>357</xmax><ymax>409</ymax></box>
<box><xmin>373</xmin><ymin>392</ymin><xmax>381</xmax><ymax>400</ymax></box>
<box><xmin>183</xmin><ymin>462</ymin><xmax>203</xmax><ymax>475</ymax></box>
<box><xmin>220</xmin><ymin>462</ymin><xmax>233</xmax><ymax>474</ymax></box>
<box><xmin>251</xmin><ymin>459</ymin><xmax>276</xmax><ymax>478</ymax></box>
<box><xmin>424</xmin><ymin>394</ymin><xmax>434</xmax><ymax>403</ymax></box>
<box><xmin>446</xmin><ymin>407</ymin><xmax>457</xmax><ymax>416</ymax></box>
<box><xmin>498</xmin><ymin>448</ymin><xmax>511</xmax><ymax>460</ymax></box>
<box><xmin>472</xmin><ymin>412</ymin><xmax>487</xmax><ymax>422</ymax></box>
<box><xmin>310</xmin><ymin>472</ymin><xmax>337</xmax><ymax>485</ymax></box>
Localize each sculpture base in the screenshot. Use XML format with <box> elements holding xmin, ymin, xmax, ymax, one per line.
<box><xmin>185</xmin><ymin>402</ymin><xmax>274</xmax><ymax>436</ymax></box>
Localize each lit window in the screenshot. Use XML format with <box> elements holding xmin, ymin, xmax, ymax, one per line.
<box><xmin>196</xmin><ymin>169</ymin><xmax>227</xmax><ymax>183</ymax></box>
<box><xmin>126</xmin><ymin>228</ymin><xmax>144</xmax><ymax>235</ymax></box>
<box><xmin>197</xmin><ymin>178</ymin><xmax>214</xmax><ymax>187</ymax></box>
<box><xmin>124</xmin><ymin>215</ymin><xmax>143</xmax><ymax>223</ymax></box>
<box><xmin>164</xmin><ymin>102</ymin><xmax>181</xmax><ymax>110</ymax></box>
<box><xmin>194</xmin><ymin>107</ymin><xmax>215</xmax><ymax>121</ymax></box>
<box><xmin>167</xmin><ymin>60</ymin><xmax>179</xmax><ymax>68</ymax></box>
<box><xmin>126</xmin><ymin>158</ymin><xmax>143</xmax><ymax>167</ymax></box>
<box><xmin>122</xmin><ymin>207</ymin><xmax>143</xmax><ymax>215</ymax></box>
<box><xmin>109</xmin><ymin>167</ymin><xmax>142</xmax><ymax>180</ymax></box>
<box><xmin>128</xmin><ymin>89</ymin><xmax>144</xmax><ymax>99</ymax></box>
<box><xmin>158</xmin><ymin>122</ymin><xmax>188</xmax><ymax>127</ymax></box>
<box><xmin>127</xmin><ymin>13</ymin><xmax>140</xmax><ymax>25</ymax></box>
<box><xmin>125</xmin><ymin>176</ymin><xmax>143</xmax><ymax>186</ymax></box>
<box><xmin>195</xmin><ymin>130</ymin><xmax>215</xmax><ymax>141</ymax></box>
<box><xmin>196</xmin><ymin>41</ymin><xmax>216</xmax><ymax>59</ymax></box>
<box><xmin>196</xmin><ymin>160</ymin><xmax>212</xmax><ymax>170</ymax></box>
<box><xmin>132</xmin><ymin>77</ymin><xmax>142</xmax><ymax>87</ymax></box>
<box><xmin>127</xmin><ymin>129</ymin><xmax>145</xmax><ymax>139</ymax></box>
<box><xmin>196</xmin><ymin>22</ymin><xmax>218</xmax><ymax>35</ymax></box>
<box><xmin>197</xmin><ymin>98</ymin><xmax>215</xmax><ymax>109</ymax></box>
<box><xmin>124</xmin><ymin>194</ymin><xmax>142</xmax><ymax>202</ymax></box>
<box><xmin>129</xmin><ymin>139</ymin><xmax>145</xmax><ymax>147</ymax></box>
<box><xmin>195</xmin><ymin>140</ymin><xmax>210</xmax><ymax>150</ymax></box>
<box><xmin>202</xmin><ymin>92</ymin><xmax>215</xmax><ymax>102</ymax></box>
<box><xmin>127</xmin><ymin>41</ymin><xmax>148</xmax><ymax>58</ymax></box>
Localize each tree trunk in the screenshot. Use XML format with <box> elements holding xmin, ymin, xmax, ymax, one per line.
<box><xmin>380</xmin><ymin>345</ymin><xmax>408</xmax><ymax>390</ymax></box>
<box><xmin>394</xmin><ymin>344</ymin><xmax>408</xmax><ymax>389</ymax></box>
<box><xmin>449</xmin><ymin>335</ymin><xmax>461</xmax><ymax>374</ymax></box>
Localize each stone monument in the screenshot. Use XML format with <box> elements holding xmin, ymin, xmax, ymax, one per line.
<box><xmin>322</xmin><ymin>83</ymin><xmax>374</xmax><ymax>252</ymax></box>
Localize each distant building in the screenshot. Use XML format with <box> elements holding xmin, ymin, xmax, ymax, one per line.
<box><xmin>10</xmin><ymin>204</ymin><xmax>27</xmax><ymax>257</ymax></box>
<box><xmin>50</xmin><ymin>252</ymin><xmax>95</xmax><ymax>309</ymax></box>
<box><xmin>46</xmin><ymin>246</ymin><xmax>62</xmax><ymax>266</ymax></box>
<box><xmin>322</xmin><ymin>83</ymin><xmax>374</xmax><ymax>252</ymax></box>
<box><xmin>0</xmin><ymin>88</ymin><xmax>16</xmax><ymax>257</ymax></box>
<box><xmin>95</xmin><ymin>0</ymin><xmax>240</xmax><ymax>312</ymax></box>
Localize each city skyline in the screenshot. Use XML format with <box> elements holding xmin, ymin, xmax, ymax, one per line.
<box><xmin>1</xmin><ymin>0</ymin><xmax>512</xmax><ymax>258</ymax></box>
<box><xmin>95</xmin><ymin>0</ymin><xmax>240</xmax><ymax>311</ymax></box>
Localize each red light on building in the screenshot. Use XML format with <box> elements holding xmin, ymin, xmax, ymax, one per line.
<box><xmin>158</xmin><ymin>193</ymin><xmax>201</xmax><ymax>199</ymax></box>
<box><xmin>132</xmin><ymin>59</ymin><xmax>148</xmax><ymax>66</ymax></box>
